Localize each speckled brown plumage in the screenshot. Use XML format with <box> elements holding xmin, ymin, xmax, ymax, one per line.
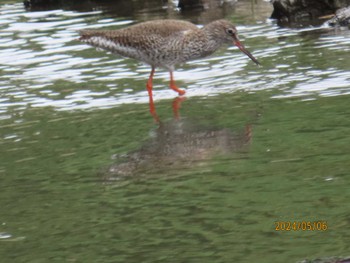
<box><xmin>78</xmin><ymin>19</ymin><xmax>260</xmax><ymax>99</ymax></box>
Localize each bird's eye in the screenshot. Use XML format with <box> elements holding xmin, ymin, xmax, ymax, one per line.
<box><xmin>226</xmin><ymin>28</ymin><xmax>235</xmax><ymax>35</ymax></box>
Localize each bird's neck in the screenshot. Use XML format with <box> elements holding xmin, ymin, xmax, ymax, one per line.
<box><xmin>200</xmin><ymin>26</ymin><xmax>226</xmax><ymax>54</ymax></box>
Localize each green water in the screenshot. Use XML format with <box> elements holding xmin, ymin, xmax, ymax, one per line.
<box><xmin>1</xmin><ymin>0</ymin><xmax>350</xmax><ymax>262</ymax></box>
<box><xmin>1</xmin><ymin>93</ymin><xmax>350</xmax><ymax>262</ymax></box>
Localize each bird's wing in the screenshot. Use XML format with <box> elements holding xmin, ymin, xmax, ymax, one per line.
<box><xmin>78</xmin><ymin>20</ymin><xmax>199</xmax><ymax>52</ymax></box>
<box><xmin>128</xmin><ymin>20</ymin><xmax>199</xmax><ymax>38</ymax></box>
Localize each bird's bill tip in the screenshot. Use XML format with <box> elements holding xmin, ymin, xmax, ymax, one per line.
<box><xmin>234</xmin><ymin>40</ymin><xmax>261</xmax><ymax>66</ymax></box>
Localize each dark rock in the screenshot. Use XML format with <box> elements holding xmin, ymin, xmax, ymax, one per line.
<box><xmin>270</xmin><ymin>0</ymin><xmax>350</xmax><ymax>25</ymax></box>
<box><xmin>178</xmin><ymin>0</ymin><xmax>204</xmax><ymax>10</ymax></box>
<box><xmin>326</xmin><ymin>6</ymin><xmax>350</xmax><ymax>27</ymax></box>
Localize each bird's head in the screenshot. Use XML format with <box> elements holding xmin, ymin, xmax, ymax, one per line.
<box><xmin>209</xmin><ymin>20</ymin><xmax>260</xmax><ymax>66</ymax></box>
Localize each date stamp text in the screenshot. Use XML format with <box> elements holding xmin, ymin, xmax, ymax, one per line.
<box><xmin>274</xmin><ymin>221</ymin><xmax>328</xmax><ymax>231</ymax></box>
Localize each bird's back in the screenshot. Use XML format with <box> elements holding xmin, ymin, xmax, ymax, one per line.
<box><xmin>79</xmin><ymin>20</ymin><xmax>200</xmax><ymax>67</ymax></box>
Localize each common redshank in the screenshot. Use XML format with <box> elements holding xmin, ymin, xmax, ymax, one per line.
<box><xmin>79</xmin><ymin>19</ymin><xmax>260</xmax><ymax>98</ymax></box>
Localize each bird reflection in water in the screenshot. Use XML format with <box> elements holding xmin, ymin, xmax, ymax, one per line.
<box><xmin>150</xmin><ymin>95</ymin><xmax>185</xmax><ymax>122</ymax></box>
<box><xmin>101</xmin><ymin>98</ymin><xmax>252</xmax><ymax>182</ymax></box>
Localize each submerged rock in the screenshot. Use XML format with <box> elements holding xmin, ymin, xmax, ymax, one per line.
<box><xmin>297</xmin><ymin>256</ymin><xmax>350</xmax><ymax>263</ymax></box>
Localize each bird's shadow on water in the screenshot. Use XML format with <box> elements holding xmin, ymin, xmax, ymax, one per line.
<box><xmin>99</xmin><ymin>97</ymin><xmax>253</xmax><ymax>184</ymax></box>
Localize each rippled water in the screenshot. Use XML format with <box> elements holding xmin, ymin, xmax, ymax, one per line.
<box><xmin>1</xmin><ymin>2</ymin><xmax>348</xmax><ymax>114</ymax></box>
<box><xmin>1</xmin><ymin>1</ymin><xmax>350</xmax><ymax>262</ymax></box>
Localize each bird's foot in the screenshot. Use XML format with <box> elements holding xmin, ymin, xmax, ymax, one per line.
<box><xmin>177</xmin><ymin>89</ymin><xmax>186</xmax><ymax>96</ymax></box>
<box><xmin>170</xmin><ymin>83</ymin><xmax>186</xmax><ymax>96</ymax></box>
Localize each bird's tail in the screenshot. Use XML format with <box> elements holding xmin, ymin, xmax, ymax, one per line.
<box><xmin>78</xmin><ymin>30</ymin><xmax>119</xmax><ymax>52</ymax></box>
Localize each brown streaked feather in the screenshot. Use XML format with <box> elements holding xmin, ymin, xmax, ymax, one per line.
<box><xmin>79</xmin><ymin>20</ymin><xmax>198</xmax><ymax>40</ymax></box>
<box><xmin>78</xmin><ymin>20</ymin><xmax>199</xmax><ymax>51</ymax></box>
<box><xmin>78</xmin><ymin>20</ymin><xmax>200</xmax><ymax>66</ymax></box>
<box><xmin>78</xmin><ymin>19</ymin><xmax>260</xmax><ymax>68</ymax></box>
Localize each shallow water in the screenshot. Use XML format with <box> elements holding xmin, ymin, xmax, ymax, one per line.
<box><xmin>1</xmin><ymin>1</ymin><xmax>350</xmax><ymax>262</ymax></box>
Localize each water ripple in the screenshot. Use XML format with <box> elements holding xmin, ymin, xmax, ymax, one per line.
<box><xmin>0</xmin><ymin>3</ymin><xmax>349</xmax><ymax>115</ymax></box>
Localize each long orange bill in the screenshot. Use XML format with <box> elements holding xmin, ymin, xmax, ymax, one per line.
<box><xmin>234</xmin><ymin>39</ymin><xmax>260</xmax><ymax>66</ymax></box>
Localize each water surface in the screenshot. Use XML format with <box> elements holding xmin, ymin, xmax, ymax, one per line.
<box><xmin>1</xmin><ymin>1</ymin><xmax>350</xmax><ymax>262</ymax></box>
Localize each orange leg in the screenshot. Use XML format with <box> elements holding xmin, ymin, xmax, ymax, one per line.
<box><xmin>169</xmin><ymin>71</ymin><xmax>186</xmax><ymax>96</ymax></box>
<box><xmin>245</xmin><ymin>124</ymin><xmax>252</xmax><ymax>144</ymax></box>
<box><xmin>146</xmin><ymin>67</ymin><xmax>155</xmax><ymax>98</ymax></box>
<box><xmin>146</xmin><ymin>67</ymin><xmax>159</xmax><ymax>123</ymax></box>
<box><xmin>172</xmin><ymin>96</ymin><xmax>186</xmax><ymax>120</ymax></box>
